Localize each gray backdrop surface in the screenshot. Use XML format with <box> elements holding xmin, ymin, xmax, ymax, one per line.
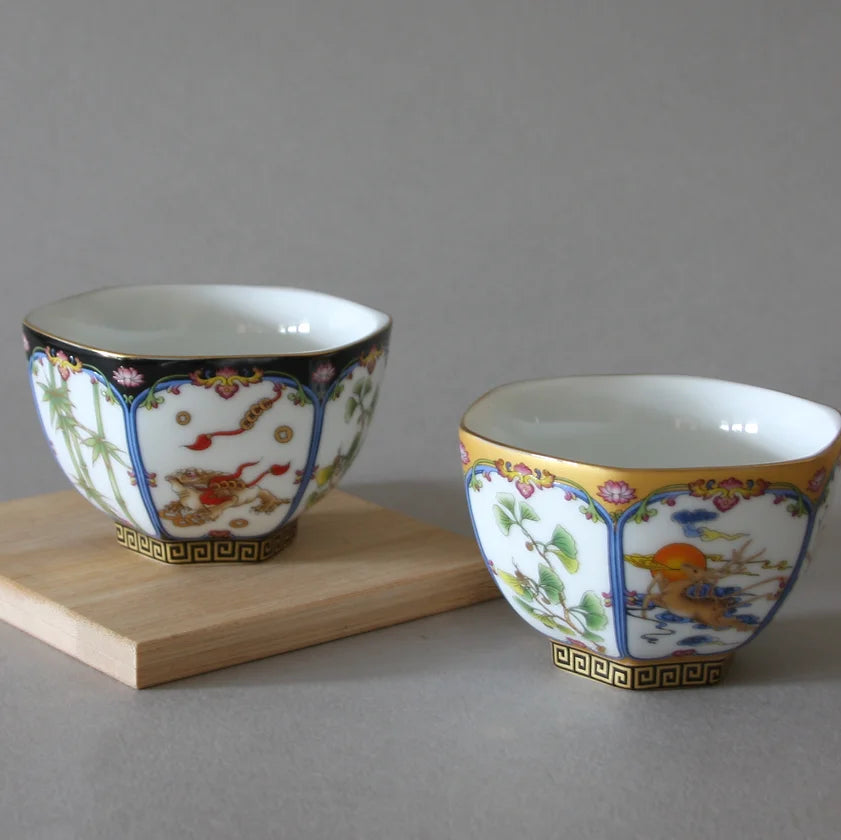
<box><xmin>2</xmin><ymin>2</ymin><xmax>840</xmax><ymax>839</ymax></box>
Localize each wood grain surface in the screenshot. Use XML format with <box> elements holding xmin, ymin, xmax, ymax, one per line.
<box><xmin>0</xmin><ymin>490</ymin><xmax>498</xmax><ymax>688</ymax></box>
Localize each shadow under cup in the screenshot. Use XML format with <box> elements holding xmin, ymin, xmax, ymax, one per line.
<box><xmin>460</xmin><ymin>375</ymin><xmax>841</xmax><ymax>690</ymax></box>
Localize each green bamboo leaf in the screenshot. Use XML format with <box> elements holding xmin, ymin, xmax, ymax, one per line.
<box><xmin>578</xmin><ymin>591</ymin><xmax>608</xmax><ymax>631</ymax></box>
<box><xmin>518</xmin><ymin>501</ymin><xmax>540</xmax><ymax>522</ymax></box>
<box><xmin>493</xmin><ymin>504</ymin><xmax>514</xmax><ymax>536</ymax></box>
<box><xmin>496</xmin><ymin>493</ymin><xmax>517</xmax><ymax>515</ymax></box>
<box><xmin>344</xmin><ymin>397</ymin><xmax>359</xmax><ymax>422</ymax></box>
<box><xmin>55</xmin><ymin>414</ymin><xmax>78</xmax><ymax>433</ymax></box>
<box><xmin>362</xmin><ymin>378</ymin><xmax>373</xmax><ymax>396</ymax></box>
<box><xmin>581</xmin><ymin>630</ymin><xmax>605</xmax><ymax>644</ymax></box>
<box><xmin>345</xmin><ymin>431</ymin><xmax>362</xmax><ymax>465</ymax></box>
<box><xmin>537</xmin><ymin>563</ymin><xmax>564</xmax><ymax>604</ymax></box>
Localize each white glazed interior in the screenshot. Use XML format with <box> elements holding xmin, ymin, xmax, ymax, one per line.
<box><xmin>25</xmin><ymin>285</ymin><xmax>390</xmax><ymax>357</ymax></box>
<box><xmin>463</xmin><ymin>375</ymin><xmax>841</xmax><ymax>469</ymax></box>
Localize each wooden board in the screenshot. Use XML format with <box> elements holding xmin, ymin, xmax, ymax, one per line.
<box><xmin>0</xmin><ymin>490</ymin><xmax>499</xmax><ymax>688</ymax></box>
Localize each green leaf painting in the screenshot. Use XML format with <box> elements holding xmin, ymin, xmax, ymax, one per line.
<box><xmin>518</xmin><ymin>501</ymin><xmax>540</xmax><ymax>522</ymax></box>
<box><xmin>493</xmin><ymin>504</ymin><xmax>514</xmax><ymax>536</ymax></box>
<box><xmin>485</xmin><ymin>480</ymin><xmax>609</xmax><ymax>653</ymax></box>
<box><xmin>537</xmin><ymin>563</ymin><xmax>564</xmax><ymax>604</ymax></box>
<box><xmin>36</xmin><ymin>359</ymin><xmax>144</xmax><ymax>530</ymax></box>
<box><xmin>344</xmin><ymin>396</ymin><xmax>358</xmax><ymax>422</ymax></box>
<box><xmin>497</xmin><ymin>493</ymin><xmax>517</xmax><ymax>515</ymax></box>
<box><xmin>578</xmin><ymin>591</ymin><xmax>608</xmax><ymax>631</ymax></box>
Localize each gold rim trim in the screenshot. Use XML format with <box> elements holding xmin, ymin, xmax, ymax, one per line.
<box><xmin>23</xmin><ymin>284</ymin><xmax>392</xmax><ymax>360</ymax></box>
<box><xmin>459</xmin><ymin>374</ymin><xmax>841</xmax><ymax>474</ymax></box>
<box><xmin>115</xmin><ymin>520</ymin><xmax>299</xmax><ymax>564</ymax></box>
<box><xmin>551</xmin><ymin>643</ymin><xmax>732</xmax><ymax>690</ymax></box>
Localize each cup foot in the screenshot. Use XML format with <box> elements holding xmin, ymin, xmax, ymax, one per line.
<box><xmin>551</xmin><ymin>642</ymin><xmax>733</xmax><ymax>690</ymax></box>
<box><xmin>114</xmin><ymin>520</ymin><xmax>299</xmax><ymax>564</ymax></box>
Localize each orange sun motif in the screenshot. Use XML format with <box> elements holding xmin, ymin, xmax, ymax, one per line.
<box><xmin>651</xmin><ymin>543</ymin><xmax>707</xmax><ymax>581</ymax></box>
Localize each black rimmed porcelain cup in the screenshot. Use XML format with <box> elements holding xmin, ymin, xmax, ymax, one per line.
<box><xmin>23</xmin><ymin>285</ymin><xmax>391</xmax><ymax>563</ymax></box>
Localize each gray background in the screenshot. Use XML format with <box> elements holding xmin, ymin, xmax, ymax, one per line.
<box><xmin>2</xmin><ymin>2</ymin><xmax>841</xmax><ymax>838</ymax></box>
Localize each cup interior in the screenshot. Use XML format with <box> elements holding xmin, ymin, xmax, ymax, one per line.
<box><xmin>24</xmin><ymin>285</ymin><xmax>390</xmax><ymax>357</ymax></box>
<box><xmin>462</xmin><ymin>375</ymin><xmax>841</xmax><ymax>469</ymax></box>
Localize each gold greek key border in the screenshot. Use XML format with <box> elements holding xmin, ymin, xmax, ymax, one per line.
<box><xmin>115</xmin><ymin>520</ymin><xmax>298</xmax><ymax>564</ymax></box>
<box><xmin>551</xmin><ymin>642</ymin><xmax>731</xmax><ymax>690</ymax></box>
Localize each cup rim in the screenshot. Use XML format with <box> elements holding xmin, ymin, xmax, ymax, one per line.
<box><xmin>23</xmin><ymin>284</ymin><xmax>393</xmax><ymax>361</ymax></box>
<box><xmin>460</xmin><ymin>373</ymin><xmax>841</xmax><ymax>473</ymax></box>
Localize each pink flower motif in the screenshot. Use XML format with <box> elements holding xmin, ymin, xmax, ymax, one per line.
<box><xmin>459</xmin><ymin>442</ymin><xmax>470</xmax><ymax>465</ymax></box>
<box><xmin>713</xmin><ymin>495</ymin><xmax>740</xmax><ymax>512</ymax></box>
<box><xmin>494</xmin><ymin>458</ymin><xmax>555</xmax><ymax>498</ymax></box>
<box><xmin>22</xmin><ymin>332</ymin><xmax>30</xmax><ymax>353</ymax></box>
<box><xmin>688</xmin><ymin>476</ymin><xmax>768</xmax><ymax>511</ymax></box>
<box><xmin>509</xmin><ymin>462</ymin><xmax>534</xmax><ymax>497</ymax></box>
<box><xmin>188</xmin><ymin>366</ymin><xmax>263</xmax><ymax>399</ymax></box>
<box><xmin>516</xmin><ymin>482</ymin><xmax>536</xmax><ymax>499</ymax></box>
<box><xmin>808</xmin><ymin>467</ymin><xmax>828</xmax><ymax>494</ymax></box>
<box><xmin>113</xmin><ymin>365</ymin><xmax>144</xmax><ymax>388</ymax></box>
<box><xmin>211</xmin><ymin>366</ymin><xmax>239</xmax><ymax>399</ymax></box>
<box><xmin>311</xmin><ymin>361</ymin><xmax>336</xmax><ymax>386</ymax></box>
<box><xmin>597</xmin><ymin>479</ymin><xmax>637</xmax><ymax>505</ymax></box>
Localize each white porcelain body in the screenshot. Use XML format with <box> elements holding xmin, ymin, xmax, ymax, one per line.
<box><xmin>24</xmin><ymin>285</ymin><xmax>391</xmax><ymax>544</ymax></box>
<box><xmin>460</xmin><ymin>376</ymin><xmax>841</xmax><ymax>664</ymax></box>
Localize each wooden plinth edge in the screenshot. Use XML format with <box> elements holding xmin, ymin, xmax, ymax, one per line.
<box><xmin>0</xmin><ymin>489</ymin><xmax>499</xmax><ymax>688</ymax></box>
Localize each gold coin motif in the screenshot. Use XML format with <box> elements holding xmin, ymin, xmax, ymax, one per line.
<box><xmin>274</xmin><ymin>425</ymin><xmax>293</xmax><ymax>444</ymax></box>
<box><xmin>229</xmin><ymin>518</ymin><xmax>249</xmax><ymax>529</ymax></box>
<box><xmin>175</xmin><ymin>411</ymin><xmax>192</xmax><ymax>426</ymax></box>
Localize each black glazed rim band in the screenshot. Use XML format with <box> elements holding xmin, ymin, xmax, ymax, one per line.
<box><xmin>22</xmin><ymin>323</ymin><xmax>391</xmax><ymax>403</ymax></box>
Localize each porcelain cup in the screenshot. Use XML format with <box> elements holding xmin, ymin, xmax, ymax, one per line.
<box><xmin>24</xmin><ymin>285</ymin><xmax>391</xmax><ymax>563</ymax></box>
<box><xmin>460</xmin><ymin>375</ymin><xmax>841</xmax><ymax>689</ymax></box>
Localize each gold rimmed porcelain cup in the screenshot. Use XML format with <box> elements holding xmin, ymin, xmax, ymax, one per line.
<box><xmin>459</xmin><ymin>375</ymin><xmax>841</xmax><ymax>689</ymax></box>
<box><xmin>23</xmin><ymin>285</ymin><xmax>391</xmax><ymax>563</ymax></box>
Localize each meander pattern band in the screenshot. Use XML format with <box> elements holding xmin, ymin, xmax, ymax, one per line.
<box><xmin>551</xmin><ymin>642</ymin><xmax>731</xmax><ymax>690</ymax></box>
<box><xmin>115</xmin><ymin>520</ymin><xmax>298</xmax><ymax>564</ymax></box>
